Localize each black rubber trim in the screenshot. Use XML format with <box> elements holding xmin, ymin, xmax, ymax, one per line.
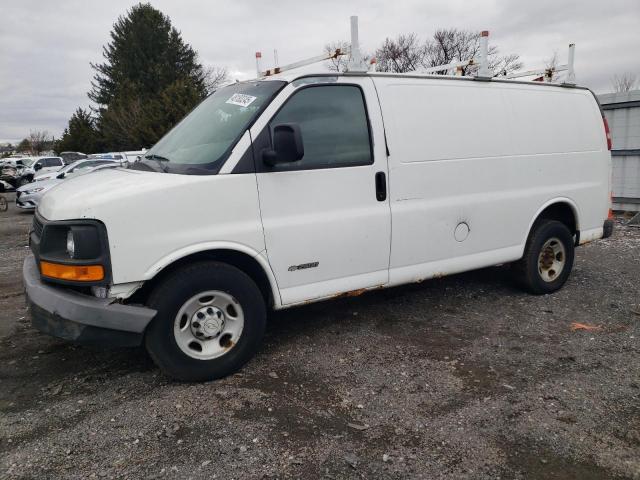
<box><xmin>230</xmin><ymin>142</ymin><xmax>257</xmax><ymax>174</ymax></box>
<box><xmin>602</xmin><ymin>219</ymin><xmax>614</xmax><ymax>239</ymax></box>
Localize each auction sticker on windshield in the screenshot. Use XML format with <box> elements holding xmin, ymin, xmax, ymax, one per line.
<box><xmin>225</xmin><ymin>93</ymin><xmax>257</xmax><ymax>108</ymax></box>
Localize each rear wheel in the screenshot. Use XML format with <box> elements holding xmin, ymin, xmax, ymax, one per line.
<box><xmin>513</xmin><ymin>220</ymin><xmax>574</xmax><ymax>294</ymax></box>
<box><xmin>144</xmin><ymin>261</ymin><xmax>266</xmax><ymax>382</ymax></box>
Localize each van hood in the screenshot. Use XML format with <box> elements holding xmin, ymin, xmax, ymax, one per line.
<box><xmin>38</xmin><ymin>168</ymin><xmax>211</xmax><ymax>220</ymax></box>
<box><xmin>35</xmin><ymin>167</ymin><xmax>265</xmax><ymax>285</ymax></box>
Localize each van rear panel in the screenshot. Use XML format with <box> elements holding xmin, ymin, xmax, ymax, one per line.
<box><xmin>372</xmin><ymin>76</ymin><xmax>610</xmax><ymax>283</ymax></box>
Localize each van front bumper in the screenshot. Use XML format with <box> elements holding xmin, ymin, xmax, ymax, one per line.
<box><xmin>23</xmin><ymin>255</ymin><xmax>156</xmax><ymax>347</ymax></box>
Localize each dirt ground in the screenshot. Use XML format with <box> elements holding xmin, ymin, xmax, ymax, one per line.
<box><xmin>1</xmin><ymin>194</ymin><xmax>639</xmax><ymax>480</ymax></box>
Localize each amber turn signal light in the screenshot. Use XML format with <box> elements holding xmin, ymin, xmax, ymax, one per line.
<box><xmin>40</xmin><ymin>261</ymin><xmax>104</xmax><ymax>282</ymax></box>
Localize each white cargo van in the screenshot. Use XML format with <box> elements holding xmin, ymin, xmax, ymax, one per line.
<box><xmin>23</xmin><ymin>71</ymin><xmax>613</xmax><ymax>381</ymax></box>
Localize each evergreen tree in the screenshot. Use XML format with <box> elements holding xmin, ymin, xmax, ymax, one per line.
<box><xmin>17</xmin><ymin>138</ymin><xmax>31</xmax><ymax>154</ymax></box>
<box><xmin>89</xmin><ymin>3</ymin><xmax>209</xmax><ymax>150</ymax></box>
<box><xmin>55</xmin><ymin>108</ymin><xmax>101</xmax><ymax>154</ymax></box>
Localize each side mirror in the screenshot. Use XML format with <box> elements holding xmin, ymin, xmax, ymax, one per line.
<box><xmin>262</xmin><ymin>123</ymin><xmax>304</xmax><ymax>166</ymax></box>
<box><xmin>34</xmin><ymin>163</ymin><xmax>43</xmax><ymax>171</ymax></box>
<box><xmin>56</xmin><ymin>172</ymin><xmax>65</xmax><ymax>179</ymax></box>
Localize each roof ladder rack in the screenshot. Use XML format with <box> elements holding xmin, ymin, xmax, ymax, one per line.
<box><xmin>253</xmin><ymin>18</ymin><xmax>577</xmax><ymax>85</ymax></box>
<box><xmin>505</xmin><ymin>44</ymin><xmax>576</xmax><ymax>84</ymax></box>
<box><xmin>256</xmin><ymin>16</ymin><xmax>371</xmax><ymax>78</ymax></box>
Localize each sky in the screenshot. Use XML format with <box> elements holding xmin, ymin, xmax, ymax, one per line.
<box><xmin>1</xmin><ymin>0</ymin><xmax>639</xmax><ymax>144</ymax></box>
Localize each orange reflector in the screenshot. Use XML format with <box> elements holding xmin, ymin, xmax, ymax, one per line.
<box><xmin>40</xmin><ymin>261</ymin><xmax>104</xmax><ymax>282</ymax></box>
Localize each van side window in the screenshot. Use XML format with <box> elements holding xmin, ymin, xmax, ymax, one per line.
<box><xmin>268</xmin><ymin>85</ymin><xmax>372</xmax><ymax>170</ymax></box>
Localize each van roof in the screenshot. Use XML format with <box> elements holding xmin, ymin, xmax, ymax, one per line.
<box><xmin>259</xmin><ymin>71</ymin><xmax>589</xmax><ymax>91</ymax></box>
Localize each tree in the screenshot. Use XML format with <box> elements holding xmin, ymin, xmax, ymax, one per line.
<box><xmin>28</xmin><ymin>130</ymin><xmax>50</xmax><ymax>154</ymax></box>
<box><xmin>89</xmin><ymin>3</ymin><xmax>215</xmax><ymax>150</ymax></box>
<box><xmin>374</xmin><ymin>29</ymin><xmax>522</xmax><ymax>76</ymax></box>
<box><xmin>611</xmin><ymin>73</ymin><xmax>639</xmax><ymax>93</ymax></box>
<box><xmin>375</xmin><ymin>34</ymin><xmax>424</xmax><ymax>73</ymax></box>
<box><xmin>17</xmin><ymin>138</ymin><xmax>31</xmax><ymax>153</ymax></box>
<box><xmin>324</xmin><ymin>41</ymin><xmax>359</xmax><ymax>73</ymax></box>
<box><xmin>203</xmin><ymin>66</ymin><xmax>229</xmax><ymax>92</ymax></box>
<box><xmin>55</xmin><ymin>108</ymin><xmax>101</xmax><ymax>154</ymax></box>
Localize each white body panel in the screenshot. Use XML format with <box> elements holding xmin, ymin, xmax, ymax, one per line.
<box><xmin>252</xmin><ymin>78</ymin><xmax>391</xmax><ymax>305</ymax></box>
<box><xmin>36</xmin><ymin>73</ymin><xmax>611</xmax><ymax>310</ymax></box>
<box><xmin>38</xmin><ymin>168</ymin><xmax>271</xmax><ymax>290</ymax></box>
<box><xmin>371</xmin><ymin>77</ymin><xmax>609</xmax><ymax>286</ymax></box>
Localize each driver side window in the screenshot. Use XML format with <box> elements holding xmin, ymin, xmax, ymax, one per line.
<box><xmin>267</xmin><ymin>85</ymin><xmax>372</xmax><ymax>171</ymax></box>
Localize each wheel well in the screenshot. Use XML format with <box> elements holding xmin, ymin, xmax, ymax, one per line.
<box><xmin>128</xmin><ymin>250</ymin><xmax>275</xmax><ymax>308</ymax></box>
<box><xmin>535</xmin><ymin>202</ymin><xmax>577</xmax><ymax>235</ymax></box>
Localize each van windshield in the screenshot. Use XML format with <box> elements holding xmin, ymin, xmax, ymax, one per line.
<box><xmin>139</xmin><ymin>80</ymin><xmax>286</xmax><ymax>175</ymax></box>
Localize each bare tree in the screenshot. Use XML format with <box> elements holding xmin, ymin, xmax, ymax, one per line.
<box><xmin>324</xmin><ymin>41</ymin><xmax>351</xmax><ymax>72</ymax></box>
<box><xmin>203</xmin><ymin>66</ymin><xmax>229</xmax><ymax>93</ymax></box>
<box><xmin>375</xmin><ymin>34</ymin><xmax>425</xmax><ymax>73</ymax></box>
<box><xmin>491</xmin><ymin>54</ymin><xmax>523</xmax><ymax>77</ymax></box>
<box><xmin>374</xmin><ymin>29</ymin><xmax>521</xmax><ymax>76</ymax></box>
<box><xmin>611</xmin><ymin>73</ymin><xmax>639</xmax><ymax>93</ymax></box>
<box><xmin>28</xmin><ymin>130</ymin><xmax>50</xmax><ymax>154</ymax></box>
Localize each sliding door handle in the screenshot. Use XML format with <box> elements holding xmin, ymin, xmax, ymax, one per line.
<box><xmin>375</xmin><ymin>171</ymin><xmax>387</xmax><ymax>202</ymax></box>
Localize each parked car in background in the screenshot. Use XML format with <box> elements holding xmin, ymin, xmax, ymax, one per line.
<box><xmin>90</xmin><ymin>152</ymin><xmax>134</xmax><ymax>167</ymax></box>
<box><xmin>2</xmin><ymin>158</ymin><xmax>32</xmax><ymax>188</ymax></box>
<box><xmin>0</xmin><ymin>179</ymin><xmax>13</xmax><ymax>192</ymax></box>
<box><xmin>1</xmin><ymin>157</ymin><xmax>27</xmax><ymax>169</ymax></box>
<box><xmin>88</xmin><ymin>152</ymin><xmax>126</xmax><ymax>160</ymax></box>
<box><xmin>34</xmin><ymin>158</ymin><xmax>122</xmax><ymax>183</ymax></box>
<box><xmin>16</xmin><ymin>161</ymin><xmax>122</xmax><ymax>210</ymax></box>
<box><xmin>59</xmin><ymin>151</ymin><xmax>88</xmax><ymax>164</ymax></box>
<box><xmin>18</xmin><ymin>156</ymin><xmax>64</xmax><ymax>186</ymax></box>
<box><xmin>125</xmin><ymin>149</ymin><xmax>147</xmax><ymax>163</ymax></box>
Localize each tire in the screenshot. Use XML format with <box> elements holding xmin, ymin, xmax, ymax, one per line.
<box><xmin>144</xmin><ymin>261</ymin><xmax>267</xmax><ymax>382</ymax></box>
<box><xmin>513</xmin><ymin>220</ymin><xmax>575</xmax><ymax>295</ymax></box>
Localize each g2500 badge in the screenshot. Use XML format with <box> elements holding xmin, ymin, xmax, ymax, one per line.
<box><xmin>288</xmin><ymin>262</ymin><xmax>319</xmax><ymax>272</ymax></box>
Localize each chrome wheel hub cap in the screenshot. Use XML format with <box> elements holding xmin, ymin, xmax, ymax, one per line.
<box><xmin>191</xmin><ymin>306</ymin><xmax>225</xmax><ymax>339</ymax></box>
<box><xmin>538</xmin><ymin>237</ymin><xmax>566</xmax><ymax>282</ymax></box>
<box><xmin>174</xmin><ymin>290</ymin><xmax>244</xmax><ymax>360</ymax></box>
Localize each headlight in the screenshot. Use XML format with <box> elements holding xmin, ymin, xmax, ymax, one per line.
<box><xmin>66</xmin><ymin>230</ymin><xmax>75</xmax><ymax>259</ymax></box>
<box><xmin>35</xmin><ymin>218</ymin><xmax>111</xmax><ymax>285</ymax></box>
<box><xmin>24</xmin><ymin>187</ymin><xmax>44</xmax><ymax>194</ymax></box>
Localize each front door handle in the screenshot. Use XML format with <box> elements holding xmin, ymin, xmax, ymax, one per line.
<box><xmin>375</xmin><ymin>171</ymin><xmax>387</xmax><ymax>202</ymax></box>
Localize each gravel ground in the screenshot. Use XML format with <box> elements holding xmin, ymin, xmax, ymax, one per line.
<box><xmin>1</xmin><ymin>196</ymin><xmax>639</xmax><ymax>479</ymax></box>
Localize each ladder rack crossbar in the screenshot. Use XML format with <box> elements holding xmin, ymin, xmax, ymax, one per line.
<box><xmin>505</xmin><ymin>64</ymin><xmax>568</xmax><ymax>79</ymax></box>
<box><xmin>417</xmin><ymin>58</ymin><xmax>477</xmax><ymax>75</ymax></box>
<box><xmin>261</xmin><ymin>48</ymin><xmax>349</xmax><ymax>77</ymax></box>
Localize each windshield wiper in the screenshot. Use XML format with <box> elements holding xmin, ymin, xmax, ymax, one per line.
<box><xmin>143</xmin><ymin>154</ymin><xmax>171</xmax><ymax>173</ymax></box>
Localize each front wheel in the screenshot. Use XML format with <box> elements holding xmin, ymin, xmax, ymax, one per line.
<box><xmin>144</xmin><ymin>261</ymin><xmax>267</xmax><ymax>382</ymax></box>
<box><xmin>512</xmin><ymin>220</ymin><xmax>575</xmax><ymax>294</ymax></box>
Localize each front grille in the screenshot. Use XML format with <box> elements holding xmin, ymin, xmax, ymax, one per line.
<box><xmin>33</xmin><ymin>216</ymin><xmax>44</xmax><ymax>238</ymax></box>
